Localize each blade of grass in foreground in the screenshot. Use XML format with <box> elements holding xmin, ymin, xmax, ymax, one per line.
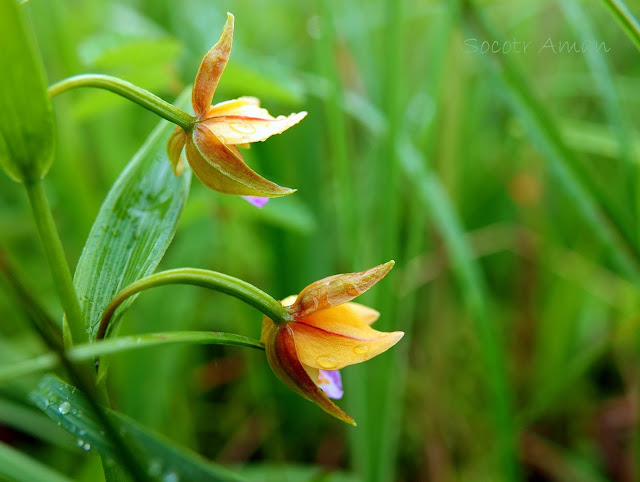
<box><xmin>600</xmin><ymin>0</ymin><xmax>640</xmax><ymax>52</ymax></box>
<box><xmin>0</xmin><ymin>441</ymin><xmax>72</xmax><ymax>482</ymax></box>
<box><xmin>458</xmin><ymin>1</ymin><xmax>640</xmax><ymax>285</ymax></box>
<box><xmin>30</xmin><ymin>375</ymin><xmax>245</xmax><ymax>482</ymax></box>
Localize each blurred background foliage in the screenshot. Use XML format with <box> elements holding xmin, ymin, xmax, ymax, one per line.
<box><xmin>1</xmin><ymin>0</ymin><xmax>640</xmax><ymax>480</ymax></box>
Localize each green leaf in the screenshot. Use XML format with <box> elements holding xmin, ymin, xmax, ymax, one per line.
<box><xmin>0</xmin><ymin>0</ymin><xmax>55</xmax><ymax>183</ymax></box>
<box><xmin>73</xmin><ymin>91</ymin><xmax>191</xmax><ymax>340</ymax></box>
<box><xmin>0</xmin><ymin>331</ymin><xmax>264</xmax><ymax>384</ymax></box>
<box><xmin>30</xmin><ymin>375</ymin><xmax>244</xmax><ymax>482</ymax></box>
<box><xmin>0</xmin><ymin>397</ymin><xmax>78</xmax><ymax>450</ymax></box>
<box><xmin>0</xmin><ymin>440</ymin><xmax>72</xmax><ymax>482</ymax></box>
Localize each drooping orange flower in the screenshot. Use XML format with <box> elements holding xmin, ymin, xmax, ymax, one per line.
<box><xmin>261</xmin><ymin>261</ymin><xmax>403</xmax><ymax>425</ymax></box>
<box><xmin>167</xmin><ymin>13</ymin><xmax>306</xmax><ymax>201</ymax></box>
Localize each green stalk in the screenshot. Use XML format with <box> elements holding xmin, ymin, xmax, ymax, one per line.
<box><xmin>98</xmin><ymin>268</ymin><xmax>290</xmax><ymax>339</ymax></box>
<box><xmin>48</xmin><ymin>74</ymin><xmax>195</xmax><ymax>131</ymax></box>
<box><xmin>600</xmin><ymin>0</ymin><xmax>640</xmax><ymax>51</ymax></box>
<box><xmin>316</xmin><ymin>0</ymin><xmax>356</xmax><ymax>264</ymax></box>
<box><xmin>368</xmin><ymin>2</ymin><xmax>404</xmax><ymax>481</ymax></box>
<box><xmin>24</xmin><ymin>179</ymin><xmax>86</xmax><ymax>346</ymax></box>
<box><xmin>0</xmin><ymin>331</ymin><xmax>264</xmax><ymax>384</ymax></box>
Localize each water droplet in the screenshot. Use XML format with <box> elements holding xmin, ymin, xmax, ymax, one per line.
<box><xmin>353</xmin><ymin>345</ymin><xmax>369</xmax><ymax>355</ymax></box>
<box><xmin>148</xmin><ymin>459</ymin><xmax>163</xmax><ymax>477</ymax></box>
<box><xmin>162</xmin><ymin>472</ymin><xmax>179</xmax><ymax>482</ymax></box>
<box><xmin>82</xmin><ymin>443</ymin><xmax>91</xmax><ymax>451</ymax></box>
<box><xmin>58</xmin><ymin>401</ymin><xmax>71</xmax><ymax>414</ymax></box>
<box><xmin>316</xmin><ymin>356</ymin><xmax>339</xmax><ymax>369</ymax></box>
<box><xmin>77</xmin><ymin>439</ymin><xmax>85</xmax><ymax>447</ymax></box>
<box><xmin>229</xmin><ymin>121</ymin><xmax>256</xmax><ymax>135</ymax></box>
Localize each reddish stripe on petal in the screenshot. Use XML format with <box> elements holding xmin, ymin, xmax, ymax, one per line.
<box><xmin>191</xmin><ymin>124</ymin><xmax>295</xmax><ymax>197</ymax></box>
<box><xmin>273</xmin><ymin>326</ymin><xmax>356</xmax><ymax>425</ymax></box>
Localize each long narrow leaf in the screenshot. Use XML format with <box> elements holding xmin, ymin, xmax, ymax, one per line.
<box><xmin>0</xmin><ymin>331</ymin><xmax>263</xmax><ymax>384</ymax></box>
<box><xmin>0</xmin><ymin>440</ymin><xmax>72</xmax><ymax>482</ymax></box>
<box><xmin>30</xmin><ymin>375</ymin><xmax>244</xmax><ymax>482</ymax></box>
<box><xmin>73</xmin><ymin>92</ymin><xmax>191</xmax><ymax>340</ymax></box>
<box><xmin>600</xmin><ymin>0</ymin><xmax>640</xmax><ymax>51</ymax></box>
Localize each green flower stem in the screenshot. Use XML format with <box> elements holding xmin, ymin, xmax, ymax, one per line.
<box><xmin>98</xmin><ymin>268</ymin><xmax>291</xmax><ymax>340</ymax></box>
<box><xmin>0</xmin><ymin>331</ymin><xmax>264</xmax><ymax>384</ymax></box>
<box><xmin>24</xmin><ymin>179</ymin><xmax>87</xmax><ymax>346</ymax></box>
<box><xmin>48</xmin><ymin>74</ymin><xmax>195</xmax><ymax>131</ymax></box>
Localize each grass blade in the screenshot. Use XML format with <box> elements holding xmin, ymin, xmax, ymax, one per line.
<box><xmin>0</xmin><ymin>331</ymin><xmax>263</xmax><ymax>384</ymax></box>
<box><xmin>600</xmin><ymin>0</ymin><xmax>640</xmax><ymax>51</ymax></box>
<box><xmin>0</xmin><ymin>441</ymin><xmax>72</xmax><ymax>482</ymax></box>
<box><xmin>458</xmin><ymin>1</ymin><xmax>640</xmax><ymax>284</ymax></box>
<box><xmin>30</xmin><ymin>375</ymin><xmax>244</xmax><ymax>482</ymax></box>
<box><xmin>400</xmin><ymin>138</ymin><xmax>519</xmax><ymax>480</ymax></box>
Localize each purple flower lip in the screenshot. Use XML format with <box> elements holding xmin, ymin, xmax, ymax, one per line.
<box><xmin>318</xmin><ymin>370</ymin><xmax>343</xmax><ymax>399</ymax></box>
<box><xmin>243</xmin><ymin>196</ymin><xmax>269</xmax><ymax>208</ymax></box>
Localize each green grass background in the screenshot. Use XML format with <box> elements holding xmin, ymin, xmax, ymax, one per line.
<box><xmin>2</xmin><ymin>0</ymin><xmax>640</xmax><ymax>480</ymax></box>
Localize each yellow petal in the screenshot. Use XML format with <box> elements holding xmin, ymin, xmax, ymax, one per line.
<box><xmin>166</xmin><ymin>126</ymin><xmax>187</xmax><ymax>176</ymax></box>
<box><xmin>261</xmin><ymin>315</ymin><xmax>275</xmax><ymax>343</ymax></box>
<box><xmin>264</xmin><ymin>323</ymin><xmax>356</xmax><ymax>425</ymax></box>
<box><xmin>187</xmin><ymin>124</ymin><xmax>295</xmax><ymax>197</ymax></box>
<box><xmin>289</xmin><ymin>261</ymin><xmax>395</xmax><ymax>319</ymax></box>
<box><xmin>299</xmin><ymin>303</ymin><xmax>380</xmax><ymax>336</ymax></box>
<box><xmin>206</xmin><ymin>96</ymin><xmax>263</xmax><ymax>117</ymax></box>
<box><xmin>192</xmin><ymin>13</ymin><xmax>234</xmax><ymax>117</ymax></box>
<box><xmin>201</xmin><ymin>111</ymin><xmax>307</xmax><ymax>146</ymax></box>
<box><xmin>290</xmin><ymin>318</ymin><xmax>403</xmax><ymax>371</ymax></box>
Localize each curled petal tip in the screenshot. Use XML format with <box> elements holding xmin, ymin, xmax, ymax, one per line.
<box><xmin>192</xmin><ymin>13</ymin><xmax>235</xmax><ymax>117</ymax></box>
<box><xmin>290</xmin><ymin>261</ymin><xmax>395</xmax><ymax>319</ymax></box>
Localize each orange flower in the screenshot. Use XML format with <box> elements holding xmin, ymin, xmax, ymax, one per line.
<box><xmin>167</xmin><ymin>13</ymin><xmax>306</xmax><ymax>199</ymax></box>
<box><xmin>261</xmin><ymin>261</ymin><xmax>403</xmax><ymax>425</ymax></box>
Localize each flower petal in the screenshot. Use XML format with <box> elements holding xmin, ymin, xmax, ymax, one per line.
<box><xmin>298</xmin><ymin>303</ymin><xmax>380</xmax><ymax>338</ymax></box>
<box><xmin>263</xmin><ymin>322</ymin><xmax>356</xmax><ymax>425</ymax></box>
<box><xmin>192</xmin><ymin>13</ymin><xmax>234</xmax><ymax>117</ymax></box>
<box><xmin>242</xmin><ymin>196</ymin><xmax>269</xmax><ymax>208</ymax></box>
<box><xmin>288</xmin><ymin>261</ymin><xmax>395</xmax><ymax>319</ymax></box>
<box><xmin>166</xmin><ymin>126</ymin><xmax>187</xmax><ymax>176</ymax></box>
<box><xmin>202</xmin><ymin>111</ymin><xmax>307</xmax><ymax>145</ymax></box>
<box><xmin>206</xmin><ymin>96</ymin><xmax>264</xmax><ymax>117</ymax></box>
<box><xmin>318</xmin><ymin>370</ymin><xmax>343</xmax><ymax>399</ymax></box>
<box><xmin>290</xmin><ymin>320</ymin><xmax>403</xmax><ymax>371</ymax></box>
<box><xmin>188</xmin><ymin>124</ymin><xmax>295</xmax><ymax>197</ymax></box>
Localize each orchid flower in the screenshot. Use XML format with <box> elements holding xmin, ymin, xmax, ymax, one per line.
<box><xmin>261</xmin><ymin>261</ymin><xmax>403</xmax><ymax>425</ymax></box>
<box><xmin>167</xmin><ymin>13</ymin><xmax>306</xmax><ymax>205</ymax></box>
